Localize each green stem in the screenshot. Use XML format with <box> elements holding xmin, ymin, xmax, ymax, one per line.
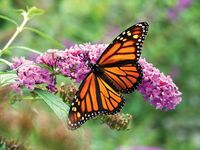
<box><xmin>0</xmin><ymin>13</ymin><xmax>29</xmax><ymax>56</ymax></box>
<box><xmin>10</xmin><ymin>46</ymin><xmax>42</xmax><ymax>55</ymax></box>
<box><xmin>0</xmin><ymin>58</ymin><xmax>12</xmax><ymax>66</ymax></box>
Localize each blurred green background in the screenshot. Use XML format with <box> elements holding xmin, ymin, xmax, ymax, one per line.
<box><xmin>0</xmin><ymin>0</ymin><xmax>200</xmax><ymax>150</ymax></box>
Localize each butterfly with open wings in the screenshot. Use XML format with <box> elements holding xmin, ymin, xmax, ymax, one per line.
<box><xmin>68</xmin><ymin>22</ymin><xmax>149</xmax><ymax>130</ymax></box>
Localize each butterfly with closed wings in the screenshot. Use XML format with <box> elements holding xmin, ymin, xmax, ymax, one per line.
<box><xmin>68</xmin><ymin>22</ymin><xmax>149</xmax><ymax>130</ymax></box>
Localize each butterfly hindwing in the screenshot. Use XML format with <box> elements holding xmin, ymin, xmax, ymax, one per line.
<box><xmin>96</xmin><ymin>76</ymin><xmax>125</xmax><ymax>113</ymax></box>
<box><xmin>68</xmin><ymin>72</ymin><xmax>125</xmax><ymax>130</ymax></box>
<box><xmin>102</xmin><ymin>63</ymin><xmax>143</xmax><ymax>93</ymax></box>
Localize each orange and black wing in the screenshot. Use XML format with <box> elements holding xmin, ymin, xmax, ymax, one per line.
<box><xmin>102</xmin><ymin>63</ymin><xmax>143</xmax><ymax>93</ymax></box>
<box><xmin>67</xmin><ymin>72</ymin><xmax>125</xmax><ymax>130</ymax></box>
<box><xmin>97</xmin><ymin>22</ymin><xmax>149</xmax><ymax>93</ymax></box>
<box><xmin>97</xmin><ymin>22</ymin><xmax>149</xmax><ymax>66</ymax></box>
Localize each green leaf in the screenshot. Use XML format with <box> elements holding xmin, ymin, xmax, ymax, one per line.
<box><xmin>10</xmin><ymin>46</ymin><xmax>42</xmax><ymax>55</ymax></box>
<box><xmin>0</xmin><ymin>70</ymin><xmax>16</xmax><ymax>74</ymax></box>
<box><xmin>0</xmin><ymin>143</ymin><xmax>6</xmax><ymax>150</ymax></box>
<box><xmin>24</xmin><ymin>27</ymin><xmax>64</xmax><ymax>48</ymax></box>
<box><xmin>0</xmin><ymin>58</ymin><xmax>12</xmax><ymax>66</ymax></box>
<box><xmin>0</xmin><ymin>15</ymin><xmax>18</xmax><ymax>26</ymax></box>
<box><xmin>34</xmin><ymin>89</ymin><xmax>69</xmax><ymax>121</ymax></box>
<box><xmin>0</xmin><ymin>73</ymin><xmax>17</xmax><ymax>87</ymax></box>
<box><xmin>27</xmin><ymin>6</ymin><xmax>45</xmax><ymax>18</ymax></box>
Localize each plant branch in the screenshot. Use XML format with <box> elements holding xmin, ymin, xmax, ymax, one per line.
<box><xmin>0</xmin><ymin>12</ymin><xmax>29</xmax><ymax>56</ymax></box>
<box><xmin>0</xmin><ymin>58</ymin><xmax>12</xmax><ymax>66</ymax></box>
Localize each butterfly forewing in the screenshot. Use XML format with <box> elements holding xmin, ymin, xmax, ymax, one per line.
<box><xmin>97</xmin><ymin>22</ymin><xmax>148</xmax><ymax>93</ymax></box>
<box><xmin>97</xmin><ymin>22</ymin><xmax>148</xmax><ymax>66</ymax></box>
<box><xmin>102</xmin><ymin>63</ymin><xmax>143</xmax><ymax>93</ymax></box>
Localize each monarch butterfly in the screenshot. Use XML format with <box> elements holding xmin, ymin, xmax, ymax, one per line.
<box><xmin>68</xmin><ymin>22</ymin><xmax>149</xmax><ymax>130</ymax></box>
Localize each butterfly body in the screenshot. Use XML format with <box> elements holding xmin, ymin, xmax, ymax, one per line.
<box><xmin>68</xmin><ymin>22</ymin><xmax>149</xmax><ymax>130</ymax></box>
<box><xmin>88</xmin><ymin>62</ymin><xmax>102</xmax><ymax>73</ymax></box>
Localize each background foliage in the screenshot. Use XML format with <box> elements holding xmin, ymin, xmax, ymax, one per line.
<box><xmin>0</xmin><ymin>0</ymin><xmax>199</xmax><ymax>150</ymax></box>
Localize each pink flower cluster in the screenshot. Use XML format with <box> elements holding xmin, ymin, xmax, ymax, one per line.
<box><xmin>35</xmin><ymin>43</ymin><xmax>106</xmax><ymax>82</ymax></box>
<box><xmin>11</xmin><ymin>57</ymin><xmax>56</xmax><ymax>93</ymax></box>
<box><xmin>11</xmin><ymin>44</ymin><xmax>182</xmax><ymax>110</ymax></box>
<box><xmin>36</xmin><ymin>49</ymin><xmax>59</xmax><ymax>67</ymax></box>
<box><xmin>56</xmin><ymin>44</ymin><xmax>106</xmax><ymax>82</ymax></box>
<box><xmin>10</xmin><ymin>57</ymin><xmax>33</xmax><ymax>69</ymax></box>
<box><xmin>56</xmin><ymin>46</ymin><xmax>90</xmax><ymax>82</ymax></box>
<box><xmin>138</xmin><ymin>58</ymin><xmax>182</xmax><ymax>111</ymax></box>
